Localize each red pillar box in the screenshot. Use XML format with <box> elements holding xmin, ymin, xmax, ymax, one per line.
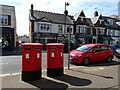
<box><xmin>21</xmin><ymin>43</ymin><xmax>43</xmax><ymax>81</ymax></box>
<box><xmin>46</xmin><ymin>43</ymin><xmax>64</xmax><ymax>77</ymax></box>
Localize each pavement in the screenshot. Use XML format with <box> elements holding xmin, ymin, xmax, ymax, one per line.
<box><xmin>1</xmin><ymin>64</ymin><xmax>120</xmax><ymax>90</ymax></box>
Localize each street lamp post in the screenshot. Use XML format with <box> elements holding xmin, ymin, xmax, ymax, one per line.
<box><xmin>64</xmin><ymin>2</ymin><xmax>69</xmax><ymax>35</ymax></box>
<box><xmin>64</xmin><ymin>2</ymin><xmax>70</xmax><ymax>69</ymax></box>
<box><xmin>68</xmin><ymin>27</ymin><xmax>71</xmax><ymax>69</ymax></box>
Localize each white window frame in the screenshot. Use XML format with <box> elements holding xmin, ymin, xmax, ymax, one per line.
<box><xmin>66</xmin><ymin>25</ymin><xmax>72</xmax><ymax>34</ymax></box>
<box><xmin>107</xmin><ymin>19</ymin><xmax>113</xmax><ymax>25</ymax></box>
<box><xmin>37</xmin><ymin>22</ymin><xmax>51</xmax><ymax>32</ymax></box>
<box><xmin>96</xmin><ymin>27</ymin><xmax>105</xmax><ymax>35</ymax></box>
<box><xmin>0</xmin><ymin>15</ymin><xmax>8</xmax><ymax>25</ymax></box>
<box><xmin>107</xmin><ymin>29</ymin><xmax>111</xmax><ymax>36</ymax></box>
<box><xmin>80</xmin><ymin>25</ymin><xmax>86</xmax><ymax>33</ymax></box>
<box><xmin>58</xmin><ymin>24</ymin><xmax>63</xmax><ymax>33</ymax></box>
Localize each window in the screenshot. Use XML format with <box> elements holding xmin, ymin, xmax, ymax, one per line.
<box><xmin>96</xmin><ymin>28</ymin><xmax>105</xmax><ymax>35</ymax></box>
<box><xmin>58</xmin><ymin>25</ymin><xmax>63</xmax><ymax>33</ymax></box>
<box><xmin>76</xmin><ymin>26</ymin><xmax>80</xmax><ymax>33</ymax></box>
<box><xmin>80</xmin><ymin>26</ymin><xmax>85</xmax><ymax>33</ymax></box>
<box><xmin>76</xmin><ymin>25</ymin><xmax>86</xmax><ymax>34</ymax></box>
<box><xmin>37</xmin><ymin>23</ymin><xmax>51</xmax><ymax>32</ymax></box>
<box><xmin>118</xmin><ymin>31</ymin><xmax>120</xmax><ymax>36</ymax></box>
<box><xmin>0</xmin><ymin>15</ymin><xmax>9</xmax><ymax>25</ymax></box>
<box><xmin>81</xmin><ymin>17</ymin><xmax>83</xmax><ymax>21</ymax></box>
<box><xmin>107</xmin><ymin>29</ymin><xmax>111</xmax><ymax>35</ymax></box>
<box><xmin>67</xmin><ymin>26</ymin><xmax>72</xmax><ymax>33</ymax></box>
<box><xmin>107</xmin><ymin>19</ymin><xmax>113</xmax><ymax>25</ymax></box>
<box><xmin>112</xmin><ymin>30</ymin><xmax>115</xmax><ymax>36</ymax></box>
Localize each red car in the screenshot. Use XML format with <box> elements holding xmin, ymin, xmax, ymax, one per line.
<box><xmin>69</xmin><ymin>43</ymin><xmax>114</xmax><ymax>65</ymax></box>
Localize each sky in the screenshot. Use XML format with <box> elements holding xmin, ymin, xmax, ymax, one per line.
<box><xmin>0</xmin><ymin>0</ymin><xmax>119</xmax><ymax>36</ymax></box>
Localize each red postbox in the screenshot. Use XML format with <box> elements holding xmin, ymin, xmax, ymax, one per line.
<box><xmin>46</xmin><ymin>43</ymin><xmax>64</xmax><ymax>77</ymax></box>
<box><xmin>21</xmin><ymin>43</ymin><xmax>43</xmax><ymax>81</ymax></box>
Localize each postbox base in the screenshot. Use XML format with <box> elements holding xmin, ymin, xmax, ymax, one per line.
<box><xmin>22</xmin><ymin>69</ymin><xmax>41</xmax><ymax>81</ymax></box>
<box><xmin>47</xmin><ymin>68</ymin><xmax>63</xmax><ymax>77</ymax></box>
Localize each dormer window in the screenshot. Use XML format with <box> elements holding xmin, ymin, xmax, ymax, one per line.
<box><xmin>100</xmin><ymin>20</ymin><xmax>104</xmax><ymax>24</ymax></box>
<box><xmin>81</xmin><ymin>17</ymin><xmax>83</xmax><ymax>21</ymax></box>
<box><xmin>107</xmin><ymin>19</ymin><xmax>113</xmax><ymax>25</ymax></box>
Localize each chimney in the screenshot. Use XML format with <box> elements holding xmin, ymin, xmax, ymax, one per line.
<box><xmin>94</xmin><ymin>11</ymin><xmax>98</xmax><ymax>17</ymax></box>
<box><xmin>31</xmin><ymin>4</ymin><xmax>33</xmax><ymax>16</ymax></box>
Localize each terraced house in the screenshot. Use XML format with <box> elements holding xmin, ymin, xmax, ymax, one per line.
<box><xmin>74</xmin><ymin>10</ymin><xmax>94</xmax><ymax>47</ymax></box>
<box><xmin>29</xmin><ymin>4</ymin><xmax>74</xmax><ymax>48</ymax></box>
<box><xmin>29</xmin><ymin>4</ymin><xmax>120</xmax><ymax>48</ymax></box>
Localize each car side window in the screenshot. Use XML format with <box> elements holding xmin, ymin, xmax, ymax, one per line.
<box><xmin>100</xmin><ymin>46</ymin><xmax>105</xmax><ymax>51</ymax></box>
<box><xmin>94</xmin><ymin>46</ymin><xmax>101</xmax><ymax>52</ymax></box>
<box><xmin>105</xmin><ymin>46</ymin><xmax>111</xmax><ymax>50</ymax></box>
<box><xmin>88</xmin><ymin>48</ymin><xmax>94</xmax><ymax>53</ymax></box>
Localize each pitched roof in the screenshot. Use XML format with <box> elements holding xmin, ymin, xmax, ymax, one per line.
<box><xmin>79</xmin><ymin>10</ymin><xmax>86</xmax><ymax>17</ymax></box>
<box><xmin>103</xmin><ymin>16</ymin><xmax>120</xmax><ymax>30</ymax></box>
<box><xmin>30</xmin><ymin>10</ymin><xmax>73</xmax><ymax>25</ymax></box>
<box><xmin>74</xmin><ymin>10</ymin><xmax>86</xmax><ymax>21</ymax></box>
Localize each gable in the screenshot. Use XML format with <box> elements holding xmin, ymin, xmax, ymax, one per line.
<box><xmin>79</xmin><ymin>10</ymin><xmax>86</xmax><ymax>17</ymax></box>
<box><xmin>40</xmin><ymin>17</ymin><xmax>52</xmax><ymax>22</ymax></box>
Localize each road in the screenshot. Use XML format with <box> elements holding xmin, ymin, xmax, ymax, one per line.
<box><xmin>0</xmin><ymin>53</ymin><xmax>120</xmax><ymax>76</ymax></box>
<box><xmin>0</xmin><ymin>53</ymin><xmax>74</xmax><ymax>75</ymax></box>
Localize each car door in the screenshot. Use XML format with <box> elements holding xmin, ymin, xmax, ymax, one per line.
<box><xmin>88</xmin><ymin>46</ymin><xmax>101</xmax><ymax>62</ymax></box>
<box><xmin>99</xmin><ymin>46</ymin><xmax>106</xmax><ymax>61</ymax></box>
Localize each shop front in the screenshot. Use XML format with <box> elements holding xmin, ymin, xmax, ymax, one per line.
<box><xmin>1</xmin><ymin>27</ymin><xmax>15</xmax><ymax>50</ymax></box>
<box><xmin>75</xmin><ymin>34</ymin><xmax>92</xmax><ymax>47</ymax></box>
<box><xmin>32</xmin><ymin>32</ymin><xmax>58</xmax><ymax>49</ymax></box>
<box><xmin>98</xmin><ymin>35</ymin><xmax>114</xmax><ymax>44</ymax></box>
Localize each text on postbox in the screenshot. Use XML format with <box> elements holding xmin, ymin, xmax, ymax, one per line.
<box><xmin>37</xmin><ymin>53</ymin><xmax>40</xmax><ymax>58</ymax></box>
<box><xmin>51</xmin><ymin>53</ymin><xmax>54</xmax><ymax>57</ymax></box>
<box><xmin>26</xmin><ymin>53</ymin><xmax>29</xmax><ymax>59</ymax></box>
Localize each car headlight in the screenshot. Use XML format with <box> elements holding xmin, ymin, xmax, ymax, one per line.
<box><xmin>75</xmin><ymin>54</ymin><xmax>82</xmax><ymax>58</ymax></box>
<box><xmin>70</xmin><ymin>54</ymin><xmax>76</xmax><ymax>56</ymax></box>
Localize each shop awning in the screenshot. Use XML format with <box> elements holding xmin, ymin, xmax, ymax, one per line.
<box><xmin>100</xmin><ymin>36</ymin><xmax>114</xmax><ymax>41</ymax></box>
<box><xmin>77</xmin><ymin>35</ymin><xmax>92</xmax><ymax>39</ymax></box>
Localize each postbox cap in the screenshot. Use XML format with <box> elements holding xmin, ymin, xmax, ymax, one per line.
<box><xmin>21</xmin><ymin>43</ymin><xmax>43</xmax><ymax>46</ymax></box>
<box><xmin>46</xmin><ymin>43</ymin><xmax>64</xmax><ymax>46</ymax></box>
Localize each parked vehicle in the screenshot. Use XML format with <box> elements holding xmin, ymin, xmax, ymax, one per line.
<box><xmin>110</xmin><ymin>44</ymin><xmax>120</xmax><ymax>59</ymax></box>
<box><xmin>69</xmin><ymin>43</ymin><xmax>114</xmax><ymax>65</ymax></box>
<box><xmin>115</xmin><ymin>48</ymin><xmax>120</xmax><ymax>59</ymax></box>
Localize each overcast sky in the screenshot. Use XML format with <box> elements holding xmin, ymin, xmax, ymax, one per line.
<box><xmin>0</xmin><ymin>0</ymin><xmax>119</xmax><ymax>36</ymax></box>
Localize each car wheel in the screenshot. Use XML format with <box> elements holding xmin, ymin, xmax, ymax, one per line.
<box><xmin>83</xmin><ymin>58</ymin><xmax>90</xmax><ymax>66</ymax></box>
<box><xmin>107</xmin><ymin>56</ymin><xmax>112</xmax><ymax>63</ymax></box>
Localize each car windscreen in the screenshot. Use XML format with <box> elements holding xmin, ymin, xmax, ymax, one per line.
<box><xmin>76</xmin><ymin>45</ymin><xmax>92</xmax><ymax>52</ymax></box>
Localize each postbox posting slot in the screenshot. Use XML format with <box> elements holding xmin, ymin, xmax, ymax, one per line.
<box><xmin>50</xmin><ymin>47</ymin><xmax>56</xmax><ymax>50</ymax></box>
<box><xmin>59</xmin><ymin>48</ymin><xmax>63</xmax><ymax>50</ymax></box>
<box><xmin>24</xmin><ymin>48</ymin><xmax>31</xmax><ymax>50</ymax></box>
<box><xmin>36</xmin><ymin>48</ymin><xmax>40</xmax><ymax>51</ymax></box>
